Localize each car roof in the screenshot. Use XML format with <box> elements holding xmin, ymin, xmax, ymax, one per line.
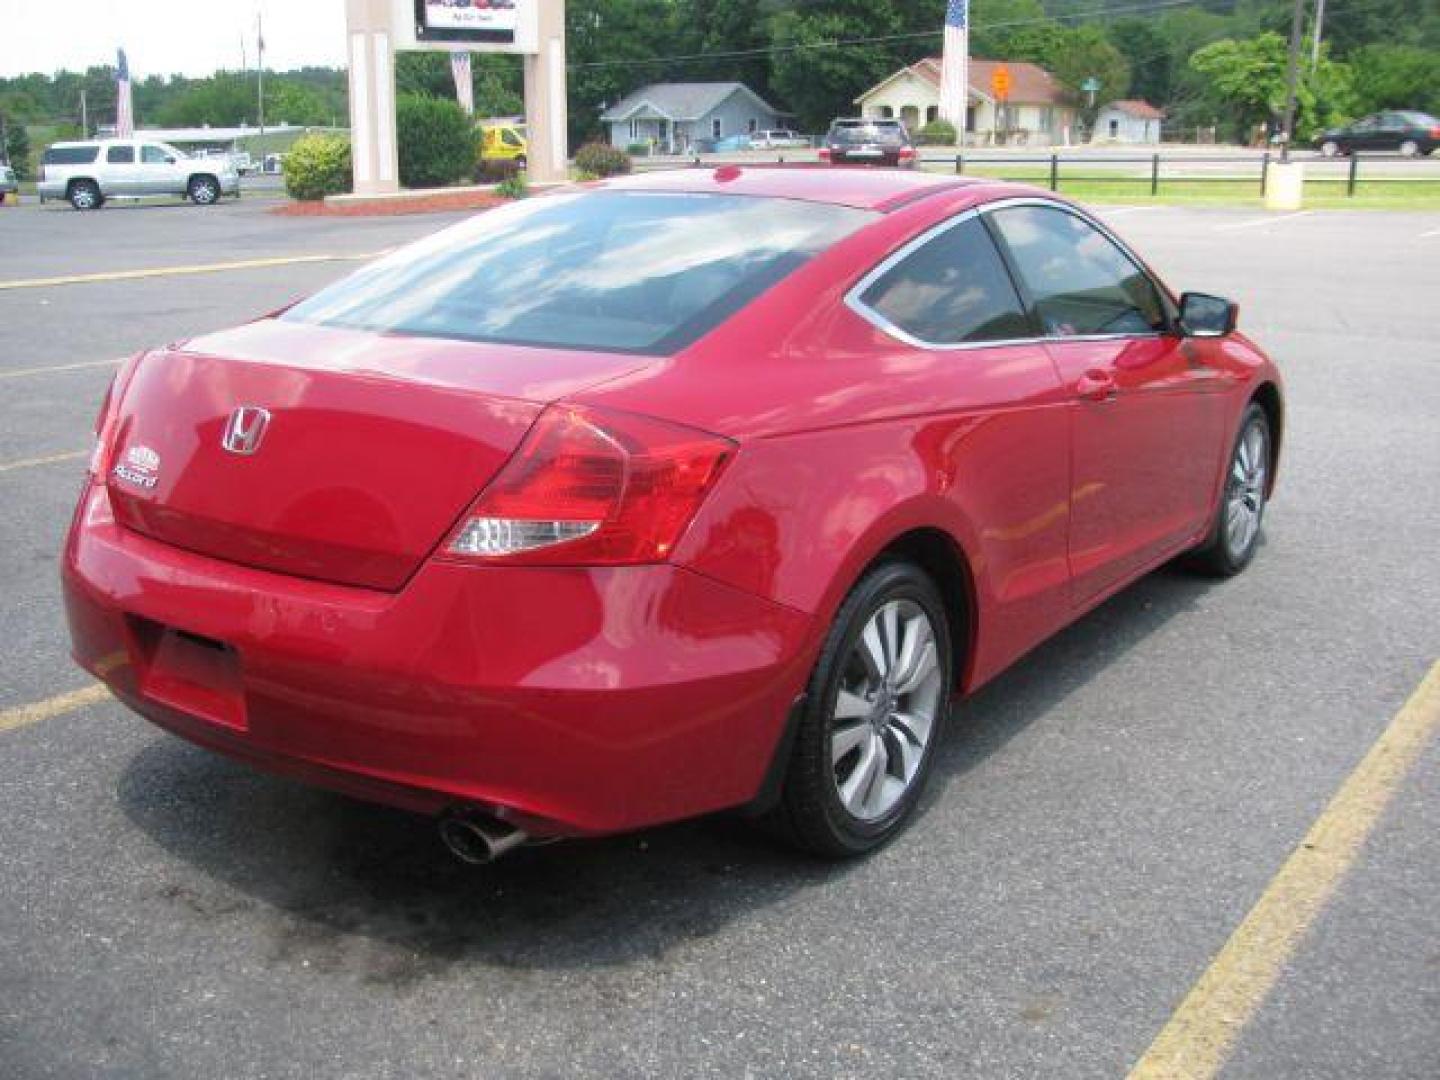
<box><xmin>597</xmin><ymin>165</ymin><xmax>982</xmax><ymax>212</ymax></box>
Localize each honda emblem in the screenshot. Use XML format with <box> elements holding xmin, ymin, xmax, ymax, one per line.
<box><xmin>222</xmin><ymin>407</ymin><xmax>271</xmax><ymax>455</ymax></box>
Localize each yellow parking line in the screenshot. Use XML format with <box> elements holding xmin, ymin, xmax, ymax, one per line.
<box><xmin>0</xmin><ymin>251</ymin><xmax>383</xmax><ymax>291</ymax></box>
<box><xmin>0</xmin><ymin>358</ymin><xmax>122</xmax><ymax>380</ymax></box>
<box><xmin>0</xmin><ymin>450</ymin><xmax>87</xmax><ymax>474</ymax></box>
<box><xmin>0</xmin><ymin>684</ymin><xmax>113</xmax><ymax>735</ymax></box>
<box><xmin>1128</xmin><ymin>659</ymin><xmax>1440</xmax><ymax>1080</ymax></box>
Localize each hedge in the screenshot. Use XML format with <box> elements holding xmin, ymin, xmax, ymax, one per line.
<box><xmin>396</xmin><ymin>94</ymin><xmax>476</xmax><ymax>189</ymax></box>
<box><xmin>282</xmin><ymin>133</ymin><xmax>352</xmax><ymax>201</ymax></box>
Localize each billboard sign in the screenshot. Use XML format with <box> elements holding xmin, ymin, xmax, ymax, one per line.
<box><xmin>405</xmin><ymin>0</ymin><xmax>538</xmax><ymax>52</ymax></box>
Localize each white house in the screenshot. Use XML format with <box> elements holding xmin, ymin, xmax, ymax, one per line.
<box><xmin>600</xmin><ymin>83</ymin><xmax>787</xmax><ymax>154</ymax></box>
<box><xmin>853</xmin><ymin>58</ymin><xmax>1077</xmax><ymax>147</ymax></box>
<box><xmin>1092</xmin><ymin>100</ymin><xmax>1165</xmax><ymax>144</ymax></box>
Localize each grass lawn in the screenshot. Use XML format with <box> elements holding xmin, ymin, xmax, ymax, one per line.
<box><xmin>921</xmin><ymin>162</ymin><xmax>1440</xmax><ymax>210</ymax></box>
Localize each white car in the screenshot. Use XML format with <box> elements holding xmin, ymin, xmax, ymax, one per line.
<box><xmin>751</xmin><ymin>130</ymin><xmax>810</xmax><ymax>150</ymax></box>
<box><xmin>0</xmin><ymin>162</ymin><xmax>16</xmax><ymax>204</ymax></box>
<box><xmin>37</xmin><ymin>139</ymin><xmax>239</xmax><ymax>210</ymax></box>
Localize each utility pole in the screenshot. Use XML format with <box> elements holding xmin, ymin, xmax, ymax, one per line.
<box><xmin>257</xmin><ymin>13</ymin><xmax>266</xmax><ymax>134</ymax></box>
<box><xmin>1310</xmin><ymin>0</ymin><xmax>1326</xmax><ymax>68</ymax></box>
<box><xmin>1280</xmin><ymin>0</ymin><xmax>1305</xmax><ymax>163</ymax></box>
<box><xmin>80</xmin><ymin>87</ymin><xmax>88</xmax><ymax>136</ymax></box>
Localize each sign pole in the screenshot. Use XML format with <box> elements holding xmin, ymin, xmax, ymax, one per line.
<box><xmin>523</xmin><ymin>1</ymin><xmax>568</xmax><ymax>184</ymax></box>
<box><xmin>345</xmin><ymin>0</ymin><xmax>400</xmax><ymax>195</ymax></box>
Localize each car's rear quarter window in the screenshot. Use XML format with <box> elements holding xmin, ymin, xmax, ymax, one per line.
<box><xmin>43</xmin><ymin>146</ymin><xmax>100</xmax><ymax>165</ymax></box>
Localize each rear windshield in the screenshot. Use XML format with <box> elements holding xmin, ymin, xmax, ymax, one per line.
<box><xmin>43</xmin><ymin>145</ymin><xmax>100</xmax><ymax>165</ymax></box>
<box><xmin>828</xmin><ymin>125</ymin><xmax>908</xmax><ymax>146</ymax></box>
<box><xmin>283</xmin><ymin>191</ymin><xmax>873</xmax><ymax>355</ymax></box>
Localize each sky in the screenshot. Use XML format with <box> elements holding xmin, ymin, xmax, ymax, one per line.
<box><xmin>0</xmin><ymin>0</ymin><xmax>349</xmax><ymax>78</ymax></box>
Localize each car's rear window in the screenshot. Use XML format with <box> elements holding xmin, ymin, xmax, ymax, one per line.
<box><xmin>283</xmin><ymin>191</ymin><xmax>874</xmax><ymax>355</ymax></box>
<box><xmin>828</xmin><ymin>125</ymin><xmax>908</xmax><ymax>147</ymax></box>
<box><xmin>43</xmin><ymin>145</ymin><xmax>100</xmax><ymax>165</ymax></box>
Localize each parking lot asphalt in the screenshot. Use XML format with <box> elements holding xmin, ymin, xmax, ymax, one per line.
<box><xmin>1</xmin><ymin>194</ymin><xmax>1437</xmax><ymax>1079</ymax></box>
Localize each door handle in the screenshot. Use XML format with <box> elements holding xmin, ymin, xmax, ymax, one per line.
<box><xmin>1075</xmin><ymin>369</ymin><xmax>1119</xmax><ymax>403</ymax></box>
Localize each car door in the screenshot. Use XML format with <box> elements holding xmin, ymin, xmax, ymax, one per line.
<box><xmin>101</xmin><ymin>143</ymin><xmax>140</xmax><ymax>195</ymax></box>
<box><xmin>139</xmin><ymin>143</ymin><xmax>183</xmax><ymax>195</ymax></box>
<box><xmin>985</xmin><ymin>202</ymin><xmax>1228</xmax><ymax>606</ymax></box>
<box><xmin>1346</xmin><ymin>115</ymin><xmax>1381</xmax><ymax>152</ymax></box>
<box><xmin>1374</xmin><ymin>113</ymin><xmax>1409</xmax><ymax>152</ymax></box>
<box><xmin>849</xmin><ymin>209</ymin><xmax>1075</xmax><ymax>667</ymax></box>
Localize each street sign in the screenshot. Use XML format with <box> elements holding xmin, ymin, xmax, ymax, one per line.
<box><xmin>992</xmin><ymin>64</ymin><xmax>1012</xmax><ymax>101</ymax></box>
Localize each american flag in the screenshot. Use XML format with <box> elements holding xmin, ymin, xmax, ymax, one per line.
<box><xmin>115</xmin><ymin>48</ymin><xmax>134</xmax><ymax>138</ymax></box>
<box><xmin>451</xmin><ymin>52</ymin><xmax>474</xmax><ymax>116</ymax></box>
<box><xmin>938</xmin><ymin>0</ymin><xmax>969</xmax><ymax>134</ymax></box>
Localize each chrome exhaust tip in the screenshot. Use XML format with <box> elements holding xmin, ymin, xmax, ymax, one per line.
<box><xmin>438</xmin><ymin>810</ymin><xmax>529</xmax><ymax>864</ymax></box>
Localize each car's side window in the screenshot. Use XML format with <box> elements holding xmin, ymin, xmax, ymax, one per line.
<box><xmin>987</xmin><ymin>205</ymin><xmax>1167</xmax><ymax>337</ymax></box>
<box><xmin>857</xmin><ymin>215</ymin><xmax>1033</xmax><ymax>345</ymax></box>
<box><xmin>141</xmin><ymin>145</ymin><xmax>170</xmax><ymax>165</ymax></box>
<box><xmin>106</xmin><ymin>146</ymin><xmax>134</xmax><ymax>164</ymax></box>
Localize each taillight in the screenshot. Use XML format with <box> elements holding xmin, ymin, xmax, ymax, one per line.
<box><xmin>818</xmin><ymin>147</ymin><xmax>832</xmax><ymax>162</ymax></box>
<box><xmin>445</xmin><ymin>404</ymin><xmax>734</xmax><ymax>566</ymax></box>
<box><xmin>1431</xmin><ymin>126</ymin><xmax>1440</xmax><ymax>139</ymax></box>
<box><xmin>898</xmin><ymin>146</ymin><xmax>917</xmax><ymax>160</ymax></box>
<box><xmin>88</xmin><ymin>354</ymin><xmax>142</xmax><ymax>483</ymax></box>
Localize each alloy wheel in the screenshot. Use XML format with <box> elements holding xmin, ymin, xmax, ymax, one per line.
<box><xmin>193</xmin><ymin>180</ymin><xmax>218</xmax><ymax>204</ymax></box>
<box><xmin>830</xmin><ymin>599</ymin><xmax>943</xmax><ymax>822</ymax></box>
<box><xmin>1225</xmin><ymin>419</ymin><xmax>1268</xmax><ymax>559</ymax></box>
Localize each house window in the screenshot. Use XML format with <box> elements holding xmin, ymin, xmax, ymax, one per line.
<box><xmin>879</xmin><ymin>105</ymin><xmax>894</xmax><ymax>119</ymax></box>
<box><xmin>629</xmin><ymin>119</ymin><xmax>639</xmax><ymax>140</ymax></box>
<box><xmin>748</xmin><ymin>118</ymin><xmax>758</xmax><ymax>134</ymax></box>
<box><xmin>1038</xmin><ymin>108</ymin><xmax>1053</xmax><ymax>133</ymax></box>
<box><xmin>1109</xmin><ymin>118</ymin><xmax>1120</xmax><ymax>138</ymax></box>
<box><xmin>712</xmin><ymin>118</ymin><xmax>722</xmax><ymax>139</ymax></box>
<box><xmin>926</xmin><ymin>106</ymin><xmax>938</xmax><ymax>124</ymax></box>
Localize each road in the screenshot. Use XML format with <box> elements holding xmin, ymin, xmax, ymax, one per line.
<box><xmin>1</xmin><ymin>194</ymin><xmax>1437</xmax><ymax>1079</ymax></box>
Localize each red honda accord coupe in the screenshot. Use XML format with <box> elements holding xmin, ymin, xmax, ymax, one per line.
<box><xmin>63</xmin><ymin>168</ymin><xmax>1282</xmax><ymax>861</ymax></box>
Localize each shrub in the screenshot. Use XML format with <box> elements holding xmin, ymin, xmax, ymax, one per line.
<box><xmin>282</xmin><ymin>133</ymin><xmax>352</xmax><ymax>201</ymax></box>
<box><xmin>475</xmin><ymin>157</ymin><xmax>522</xmax><ymax>184</ymax></box>
<box><xmin>915</xmin><ymin>119</ymin><xmax>958</xmax><ymax>146</ymax></box>
<box><xmin>574</xmin><ymin>142</ymin><xmax>632</xmax><ymax>178</ymax></box>
<box><xmin>396</xmin><ymin>93</ymin><xmax>476</xmax><ymax>189</ymax></box>
<box><xmin>496</xmin><ymin>173</ymin><xmax>528</xmax><ymax>200</ymax></box>
<box><xmin>625</xmin><ymin>141</ymin><xmax>651</xmax><ymax>157</ymax></box>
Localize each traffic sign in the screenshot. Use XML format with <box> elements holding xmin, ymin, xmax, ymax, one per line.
<box><xmin>991</xmin><ymin>65</ymin><xmax>1012</xmax><ymax>101</ymax></box>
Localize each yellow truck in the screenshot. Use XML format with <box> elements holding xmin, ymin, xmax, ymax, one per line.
<box><xmin>479</xmin><ymin>120</ymin><xmax>528</xmax><ymax>170</ymax></box>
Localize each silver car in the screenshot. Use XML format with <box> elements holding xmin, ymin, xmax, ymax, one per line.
<box><xmin>37</xmin><ymin>139</ymin><xmax>239</xmax><ymax>210</ymax></box>
<box><xmin>0</xmin><ymin>162</ymin><xmax>17</xmax><ymax>205</ymax></box>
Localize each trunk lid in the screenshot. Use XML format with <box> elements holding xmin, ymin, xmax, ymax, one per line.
<box><xmin>106</xmin><ymin>318</ymin><xmax>653</xmax><ymax>590</ymax></box>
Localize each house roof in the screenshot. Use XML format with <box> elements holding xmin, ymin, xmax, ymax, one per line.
<box><xmin>600</xmin><ymin>82</ymin><xmax>784</xmax><ymax>123</ymax></box>
<box><xmin>1105</xmin><ymin>99</ymin><xmax>1166</xmax><ymax>120</ymax></box>
<box><xmin>855</xmin><ymin>58</ymin><xmax>1067</xmax><ymax>107</ymax></box>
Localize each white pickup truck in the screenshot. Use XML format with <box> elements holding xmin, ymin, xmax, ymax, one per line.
<box><xmin>37</xmin><ymin>139</ymin><xmax>239</xmax><ymax>210</ymax></box>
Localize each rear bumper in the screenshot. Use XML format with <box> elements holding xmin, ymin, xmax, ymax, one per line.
<box><xmin>63</xmin><ymin>484</ymin><xmax>816</xmax><ymax>836</ymax></box>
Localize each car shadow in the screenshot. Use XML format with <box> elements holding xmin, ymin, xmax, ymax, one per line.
<box><xmin>117</xmin><ymin>562</ymin><xmax>1216</xmax><ymax>980</ymax></box>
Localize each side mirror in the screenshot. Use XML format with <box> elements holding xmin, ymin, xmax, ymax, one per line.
<box><xmin>165</xmin><ymin>156</ymin><xmax>177</xmax><ymax>164</ymax></box>
<box><xmin>1179</xmin><ymin>292</ymin><xmax>1238</xmax><ymax>337</ymax></box>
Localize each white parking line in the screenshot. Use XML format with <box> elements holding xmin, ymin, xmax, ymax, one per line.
<box><xmin>1099</xmin><ymin>206</ymin><xmax>1165</xmax><ymax>217</ymax></box>
<box><xmin>0</xmin><ymin>358</ymin><xmax>121</xmax><ymax>380</ymax></box>
<box><xmin>1214</xmin><ymin>211</ymin><xmax>1315</xmax><ymax>232</ymax></box>
<box><xmin>1419</xmin><ymin>226</ymin><xmax>1440</xmax><ymax>239</ymax></box>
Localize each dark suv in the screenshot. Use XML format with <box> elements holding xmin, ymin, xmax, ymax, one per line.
<box><xmin>820</xmin><ymin>119</ymin><xmax>917</xmax><ymax>168</ymax></box>
<box><xmin>1317</xmin><ymin>112</ymin><xmax>1440</xmax><ymax>157</ymax></box>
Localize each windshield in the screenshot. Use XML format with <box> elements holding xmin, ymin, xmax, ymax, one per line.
<box><xmin>283</xmin><ymin>191</ymin><xmax>874</xmax><ymax>355</ymax></box>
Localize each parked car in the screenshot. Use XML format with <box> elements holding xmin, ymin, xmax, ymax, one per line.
<box><xmin>820</xmin><ymin>118</ymin><xmax>917</xmax><ymax>168</ymax></box>
<box><xmin>64</xmin><ymin>169</ymin><xmax>1281</xmax><ymax>862</ymax></box>
<box><xmin>712</xmin><ymin>134</ymin><xmax>752</xmax><ymax>153</ymax></box>
<box><xmin>0</xmin><ymin>161</ymin><xmax>16</xmax><ymax>204</ymax></box>
<box><xmin>37</xmin><ymin>139</ymin><xmax>239</xmax><ymax>210</ymax></box>
<box><xmin>1316</xmin><ymin>111</ymin><xmax>1440</xmax><ymax>157</ymax></box>
<box><xmin>751</xmin><ymin>129</ymin><xmax>809</xmax><ymax>150</ymax></box>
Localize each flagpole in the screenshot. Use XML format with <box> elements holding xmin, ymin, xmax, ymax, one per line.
<box><xmin>939</xmin><ymin>1</ymin><xmax>970</xmax><ymax>144</ymax></box>
<box><xmin>257</xmin><ymin>14</ymin><xmax>266</xmax><ymax>135</ymax></box>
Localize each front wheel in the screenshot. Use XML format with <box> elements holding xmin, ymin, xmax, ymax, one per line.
<box><xmin>1399</xmin><ymin>139</ymin><xmax>1421</xmax><ymax>158</ymax></box>
<box><xmin>188</xmin><ymin>175</ymin><xmax>220</xmax><ymax>205</ymax></box>
<box><xmin>763</xmin><ymin>560</ymin><xmax>953</xmax><ymax>857</ymax></box>
<box><xmin>69</xmin><ymin>180</ymin><xmax>102</xmax><ymax>211</ymax></box>
<box><xmin>1189</xmin><ymin>403</ymin><xmax>1271</xmax><ymax>576</ymax></box>
<box><xmin>1320</xmin><ymin>140</ymin><xmax>1340</xmax><ymax>158</ymax></box>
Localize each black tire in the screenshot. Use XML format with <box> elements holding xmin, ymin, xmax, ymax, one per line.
<box><xmin>1399</xmin><ymin>139</ymin><xmax>1421</xmax><ymax>158</ymax></box>
<box><xmin>68</xmin><ymin>179</ymin><xmax>102</xmax><ymax>211</ymax></box>
<box><xmin>763</xmin><ymin>560</ymin><xmax>953</xmax><ymax>857</ymax></box>
<box><xmin>515</xmin><ymin>155</ymin><xmax>527</xmax><ymax>171</ymax></box>
<box><xmin>1189</xmin><ymin>402</ymin><xmax>1271</xmax><ymax>577</ymax></box>
<box><xmin>188</xmin><ymin>175</ymin><xmax>220</xmax><ymax>205</ymax></box>
<box><xmin>1320</xmin><ymin>140</ymin><xmax>1340</xmax><ymax>158</ymax></box>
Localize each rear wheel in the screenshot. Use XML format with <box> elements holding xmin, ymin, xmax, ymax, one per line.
<box><xmin>1320</xmin><ymin>140</ymin><xmax>1340</xmax><ymax>158</ymax></box>
<box><xmin>1189</xmin><ymin>403</ymin><xmax>1271</xmax><ymax>576</ymax></box>
<box><xmin>1399</xmin><ymin>139</ymin><xmax>1421</xmax><ymax>158</ymax></box>
<box><xmin>68</xmin><ymin>180</ymin><xmax>102</xmax><ymax>211</ymax></box>
<box><xmin>764</xmin><ymin>560</ymin><xmax>952</xmax><ymax>857</ymax></box>
<box><xmin>188</xmin><ymin>175</ymin><xmax>220</xmax><ymax>205</ymax></box>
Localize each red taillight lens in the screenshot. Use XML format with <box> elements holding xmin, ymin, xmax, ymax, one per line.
<box><xmin>446</xmin><ymin>405</ymin><xmax>735</xmax><ymax>565</ymax></box>
<box><xmin>818</xmin><ymin>147</ymin><xmax>832</xmax><ymax>161</ymax></box>
<box><xmin>88</xmin><ymin>381</ymin><xmax>120</xmax><ymax>482</ymax></box>
<box><xmin>898</xmin><ymin>146</ymin><xmax>917</xmax><ymax>159</ymax></box>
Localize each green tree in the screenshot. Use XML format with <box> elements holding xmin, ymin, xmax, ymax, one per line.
<box><xmin>1350</xmin><ymin>44</ymin><xmax>1440</xmax><ymax>115</ymax></box>
<box><xmin>767</xmin><ymin>0</ymin><xmax>907</xmax><ymax>134</ymax></box>
<box><xmin>1</xmin><ymin>114</ymin><xmax>31</xmax><ymax>178</ymax></box>
<box><xmin>1107</xmin><ymin>19</ymin><xmax>1172</xmax><ymax>106</ymax></box>
<box><xmin>395</xmin><ymin>93</ymin><xmax>475</xmax><ymax>188</ymax></box>
<box><xmin>1189</xmin><ymin>33</ymin><xmax>1356</xmax><ymax>143</ymax></box>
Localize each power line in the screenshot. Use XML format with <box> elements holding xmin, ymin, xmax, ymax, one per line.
<box><xmin>568</xmin><ymin>0</ymin><xmax>1217</xmax><ymax>70</ymax></box>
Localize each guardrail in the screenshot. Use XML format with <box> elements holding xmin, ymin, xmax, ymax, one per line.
<box><xmin>634</xmin><ymin>150</ymin><xmax>1439</xmax><ymax>198</ymax></box>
